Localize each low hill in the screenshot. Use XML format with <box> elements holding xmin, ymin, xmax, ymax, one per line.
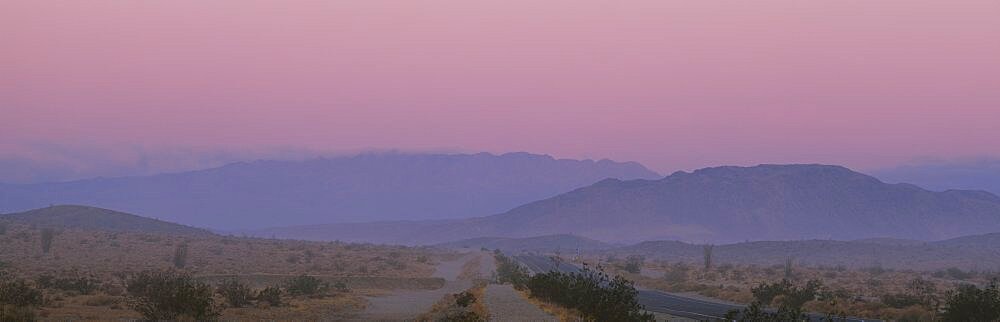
<box><xmin>449</xmin><ymin>164</ymin><xmax>1000</xmax><ymax>243</ymax></box>
<box><xmin>435</xmin><ymin>234</ymin><xmax>613</xmax><ymax>252</ymax></box>
<box><xmin>1</xmin><ymin>205</ymin><xmax>213</xmax><ymax>236</ymax></box>
<box><xmin>600</xmin><ymin>235</ymin><xmax>1000</xmax><ymax>271</ymax></box>
<box><xmin>0</xmin><ymin>152</ymin><xmax>659</xmax><ymax>229</ymax></box>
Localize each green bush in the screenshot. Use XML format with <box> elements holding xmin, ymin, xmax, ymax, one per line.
<box><xmin>493</xmin><ymin>253</ymin><xmax>530</xmax><ymax>289</ymax></box>
<box><xmin>940</xmin><ymin>279</ymin><xmax>1000</xmax><ymax>322</ymax></box>
<box><xmin>527</xmin><ymin>265</ymin><xmax>654</xmax><ymax>321</ymax></box>
<box><xmin>284</xmin><ymin>275</ymin><xmax>329</xmax><ymax>297</ymax></box>
<box><xmin>216</xmin><ymin>279</ymin><xmax>254</xmax><ymax>308</ymax></box>
<box><xmin>125</xmin><ymin>270</ymin><xmax>219</xmax><ymax>321</ymax></box>
<box><xmin>257</xmin><ymin>286</ymin><xmax>283</xmax><ymax>307</ymax></box>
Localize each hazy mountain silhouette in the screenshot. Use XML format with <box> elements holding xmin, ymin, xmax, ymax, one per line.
<box><xmin>0</xmin><ymin>152</ymin><xmax>659</xmax><ymax>229</ymax></box>
<box><xmin>434</xmin><ymin>234</ymin><xmax>614</xmax><ymax>252</ymax></box>
<box><xmin>1</xmin><ymin>205</ymin><xmax>212</xmax><ymax>236</ymax></box>
<box><xmin>254</xmin><ymin>164</ymin><xmax>1000</xmax><ymax>244</ymax></box>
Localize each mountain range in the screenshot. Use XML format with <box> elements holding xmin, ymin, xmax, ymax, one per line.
<box><xmin>0</xmin><ymin>152</ymin><xmax>659</xmax><ymax>229</ymax></box>
<box><xmin>252</xmin><ymin>164</ymin><xmax>1000</xmax><ymax>244</ymax></box>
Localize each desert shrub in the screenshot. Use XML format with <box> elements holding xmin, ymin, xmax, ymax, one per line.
<box><xmin>124</xmin><ymin>270</ymin><xmax>219</xmax><ymax>321</ymax></box>
<box><xmin>941</xmin><ymin>267</ymin><xmax>973</xmax><ymax>280</ymax></box>
<box><xmin>172</xmin><ymin>244</ymin><xmax>188</xmax><ymax>269</ymax></box>
<box><xmin>663</xmin><ymin>265</ymin><xmax>689</xmax><ymax>284</ymax></box>
<box><xmin>455</xmin><ymin>291</ymin><xmax>476</xmax><ymax>308</ymax></box>
<box><xmin>216</xmin><ymin>279</ymin><xmax>254</xmax><ymax>308</ymax></box>
<box><xmin>751</xmin><ymin>279</ymin><xmax>822</xmax><ymax>310</ymax></box>
<box><xmin>527</xmin><ymin>266</ymin><xmax>654</xmax><ymax>321</ymax></box>
<box><xmin>0</xmin><ymin>274</ymin><xmax>42</xmax><ymax>322</ymax></box>
<box><xmin>940</xmin><ymin>279</ymin><xmax>1000</xmax><ymax>322</ymax></box>
<box><xmin>0</xmin><ymin>222</ymin><xmax>7</xmax><ymax>235</ymax></box>
<box><xmin>82</xmin><ymin>295</ymin><xmax>119</xmax><ymax>307</ymax></box>
<box><xmin>256</xmin><ymin>286</ymin><xmax>283</xmax><ymax>307</ymax></box>
<box><xmin>284</xmin><ymin>275</ymin><xmax>329</xmax><ymax>297</ymax></box>
<box><xmin>623</xmin><ymin>255</ymin><xmax>644</xmax><ymax>274</ymax></box>
<box><xmin>493</xmin><ymin>253</ymin><xmax>530</xmax><ymax>289</ymax></box>
<box><xmin>882</xmin><ymin>293</ymin><xmax>925</xmax><ymax>309</ymax></box>
<box><xmin>725</xmin><ymin>301</ymin><xmax>806</xmax><ymax>321</ymax></box>
<box><xmin>40</xmin><ymin>228</ymin><xmax>54</xmax><ymax>254</ymax></box>
<box><xmin>332</xmin><ymin>281</ymin><xmax>350</xmax><ymax>293</ymax></box>
<box><xmin>36</xmin><ymin>270</ymin><xmax>101</xmax><ymax>295</ymax></box>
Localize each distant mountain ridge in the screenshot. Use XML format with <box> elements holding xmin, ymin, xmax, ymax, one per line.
<box><xmin>253</xmin><ymin>164</ymin><xmax>1000</xmax><ymax>244</ymax></box>
<box><xmin>434</xmin><ymin>234</ymin><xmax>614</xmax><ymax>252</ymax></box>
<box><xmin>1</xmin><ymin>205</ymin><xmax>212</xmax><ymax>236</ymax></box>
<box><xmin>0</xmin><ymin>152</ymin><xmax>660</xmax><ymax>229</ymax></box>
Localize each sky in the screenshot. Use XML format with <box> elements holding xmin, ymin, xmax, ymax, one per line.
<box><xmin>3</xmin><ymin>0</ymin><xmax>999</xmax><ymax>180</ymax></box>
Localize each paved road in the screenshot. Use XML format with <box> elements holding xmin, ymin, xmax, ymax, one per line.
<box><xmin>512</xmin><ymin>254</ymin><xmax>879</xmax><ymax>322</ymax></box>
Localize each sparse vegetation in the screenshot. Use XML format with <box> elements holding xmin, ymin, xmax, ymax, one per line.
<box><xmin>124</xmin><ymin>270</ymin><xmax>220</xmax><ymax>321</ymax></box>
<box><xmin>36</xmin><ymin>270</ymin><xmax>101</xmax><ymax>295</ymax></box>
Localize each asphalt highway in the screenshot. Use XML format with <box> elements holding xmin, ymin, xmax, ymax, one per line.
<box><xmin>512</xmin><ymin>254</ymin><xmax>879</xmax><ymax>322</ymax></box>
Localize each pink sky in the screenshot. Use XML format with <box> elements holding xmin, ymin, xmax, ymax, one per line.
<box><xmin>2</xmin><ymin>0</ymin><xmax>999</xmax><ymax>172</ymax></box>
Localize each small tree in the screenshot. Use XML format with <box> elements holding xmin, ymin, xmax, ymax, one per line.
<box><xmin>172</xmin><ymin>244</ymin><xmax>188</xmax><ymax>269</ymax></box>
<box><xmin>703</xmin><ymin>244</ymin><xmax>714</xmax><ymax>270</ymax></box>
<box><xmin>40</xmin><ymin>228</ymin><xmax>54</xmax><ymax>254</ymax></box>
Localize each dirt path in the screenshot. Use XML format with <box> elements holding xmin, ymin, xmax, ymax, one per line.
<box><xmin>483</xmin><ymin>284</ymin><xmax>557</xmax><ymax>322</ymax></box>
<box><xmin>350</xmin><ymin>253</ymin><xmax>476</xmax><ymax>321</ymax></box>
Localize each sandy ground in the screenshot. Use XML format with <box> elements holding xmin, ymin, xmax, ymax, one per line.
<box><xmin>483</xmin><ymin>284</ymin><xmax>556</xmax><ymax>322</ymax></box>
<box><xmin>350</xmin><ymin>253</ymin><xmax>477</xmax><ymax>321</ymax></box>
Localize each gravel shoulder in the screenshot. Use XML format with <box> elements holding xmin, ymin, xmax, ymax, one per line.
<box><xmin>483</xmin><ymin>284</ymin><xmax>557</xmax><ymax>322</ymax></box>
<box><xmin>350</xmin><ymin>253</ymin><xmax>477</xmax><ymax>321</ymax></box>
